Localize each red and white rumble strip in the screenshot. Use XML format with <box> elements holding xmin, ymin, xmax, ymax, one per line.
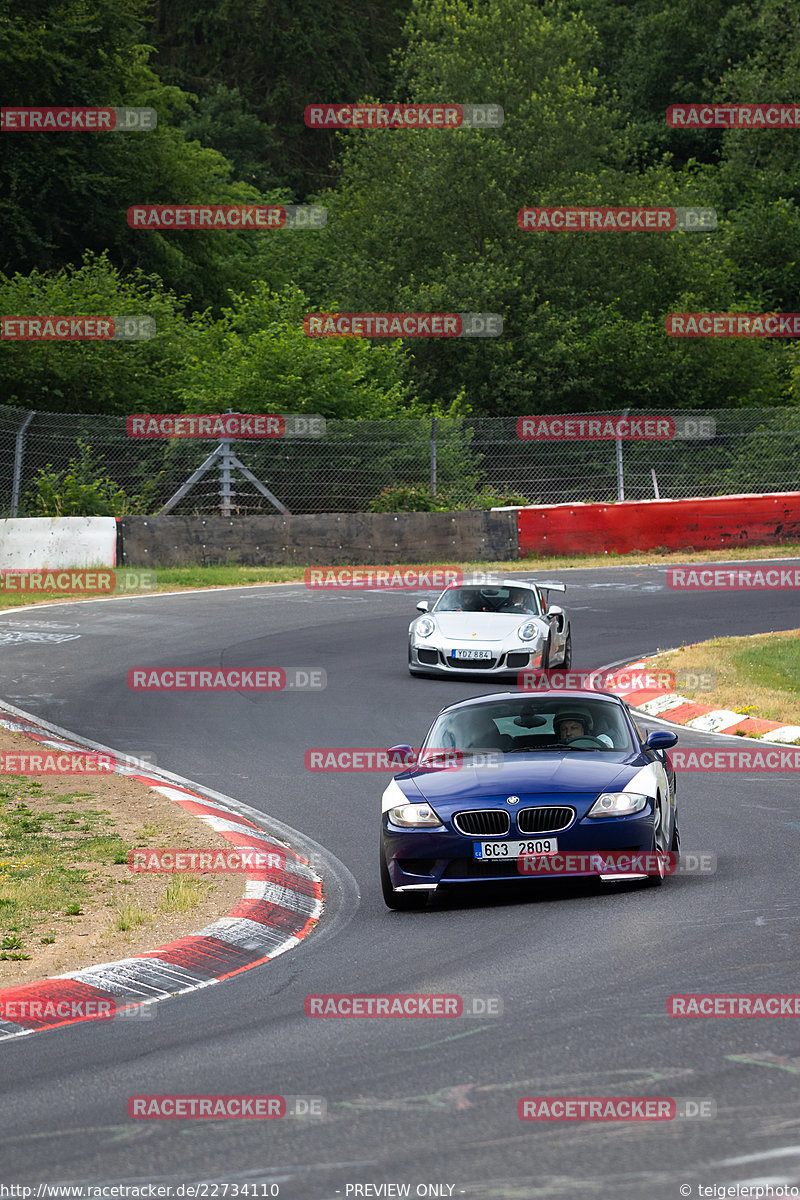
<box><xmin>605</xmin><ymin>658</ymin><xmax>800</xmax><ymax>743</ymax></box>
<box><xmin>0</xmin><ymin>706</ymin><xmax>323</xmax><ymax>1040</ymax></box>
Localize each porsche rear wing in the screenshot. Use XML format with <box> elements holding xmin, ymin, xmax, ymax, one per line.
<box><xmin>528</xmin><ymin>579</ymin><xmax>567</xmax><ymax>599</ymax></box>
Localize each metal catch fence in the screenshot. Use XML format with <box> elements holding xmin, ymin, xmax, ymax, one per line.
<box><xmin>1</xmin><ymin>406</ymin><xmax>798</xmax><ymax>517</ymax></box>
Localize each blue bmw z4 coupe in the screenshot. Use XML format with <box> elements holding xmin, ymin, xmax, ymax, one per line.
<box><xmin>380</xmin><ymin>688</ymin><xmax>679</xmax><ymax>909</ymax></box>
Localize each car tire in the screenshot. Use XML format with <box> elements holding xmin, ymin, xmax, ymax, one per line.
<box><xmin>559</xmin><ymin>631</ymin><xmax>572</xmax><ymax>669</ymax></box>
<box><xmin>669</xmin><ymin>810</ymin><xmax>680</xmax><ymax>861</ymax></box>
<box><xmin>380</xmin><ymin>845</ymin><xmax>428</xmax><ymax>910</ymax></box>
<box><xmin>541</xmin><ymin>633</ymin><xmax>552</xmax><ymax>670</ymax></box>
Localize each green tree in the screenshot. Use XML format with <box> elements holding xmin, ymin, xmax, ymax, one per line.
<box><xmin>704</xmin><ymin>0</ymin><xmax>800</xmax><ymax>313</ymax></box>
<box><xmin>26</xmin><ymin>439</ymin><xmax>151</xmax><ymax>515</ymax></box>
<box><xmin>570</xmin><ymin>0</ymin><xmax>757</xmax><ymax>169</ymax></box>
<box><xmin>310</xmin><ymin>0</ymin><xmax>787</xmax><ymax>414</ymax></box>
<box><xmin>175</xmin><ymin>283</ymin><xmax>420</xmax><ymax>419</ymax></box>
<box><xmin>175</xmin><ymin>85</ymin><xmax>284</xmax><ymax>193</ymax></box>
<box><xmin>0</xmin><ymin>252</ymin><xmax>196</xmax><ymax>414</ymax></box>
<box><xmin>0</xmin><ymin>0</ymin><xmax>288</xmax><ymax>308</ymax></box>
<box><xmin>148</xmin><ymin>0</ymin><xmax>412</xmax><ymax>198</ymax></box>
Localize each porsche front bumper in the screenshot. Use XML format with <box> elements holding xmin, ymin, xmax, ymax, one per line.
<box><xmin>409</xmin><ymin>640</ymin><xmax>544</xmax><ymax>676</ymax></box>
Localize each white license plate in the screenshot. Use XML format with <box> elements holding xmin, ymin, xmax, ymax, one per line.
<box><xmin>474</xmin><ymin>838</ymin><xmax>558</xmax><ymax>860</ymax></box>
<box><xmin>452</xmin><ymin>649</ymin><xmax>493</xmax><ymax>660</ymax></box>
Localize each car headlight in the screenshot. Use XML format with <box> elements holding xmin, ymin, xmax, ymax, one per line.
<box><xmin>388</xmin><ymin>802</ymin><xmax>443</xmax><ymax>828</ymax></box>
<box><xmin>588</xmin><ymin>792</ymin><xmax>648</xmax><ymax>817</ymax></box>
<box><xmin>517</xmin><ymin>621</ymin><xmax>540</xmax><ymax>642</ymax></box>
<box><xmin>415</xmin><ymin>616</ymin><xmax>436</xmax><ymax>638</ymax></box>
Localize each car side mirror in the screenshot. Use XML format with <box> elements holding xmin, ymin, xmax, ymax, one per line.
<box><xmin>416</xmin><ymin>600</ymin><xmax>430</xmax><ymax>612</ymax></box>
<box><xmin>387</xmin><ymin>744</ymin><xmax>416</xmax><ymax>768</ymax></box>
<box><xmin>645</xmin><ymin>731</ymin><xmax>678</xmax><ymax>750</ymax></box>
<box><xmin>546</xmin><ymin>603</ymin><xmax>565</xmax><ymax>628</ymax></box>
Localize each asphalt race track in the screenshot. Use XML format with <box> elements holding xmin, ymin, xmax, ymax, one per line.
<box><xmin>1</xmin><ymin>560</ymin><xmax>799</xmax><ymax>1199</ymax></box>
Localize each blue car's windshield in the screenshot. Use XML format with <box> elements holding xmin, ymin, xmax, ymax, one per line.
<box><xmin>423</xmin><ymin>697</ymin><xmax>635</xmax><ymax>756</ymax></box>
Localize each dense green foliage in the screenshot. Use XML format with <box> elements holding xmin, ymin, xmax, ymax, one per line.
<box><xmin>369</xmin><ymin>482</ymin><xmax>532</xmax><ymax>511</ymax></box>
<box><xmin>1</xmin><ymin>0</ymin><xmax>799</xmax><ymax>419</ymax></box>
<box><xmin>27</xmin><ymin>439</ymin><xmax>151</xmax><ymax>515</ymax></box>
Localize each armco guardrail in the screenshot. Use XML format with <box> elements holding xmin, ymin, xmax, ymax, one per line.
<box><xmin>0</xmin><ymin>517</ymin><xmax>117</xmax><ymax>569</ymax></box>
<box><xmin>514</xmin><ymin>492</ymin><xmax>800</xmax><ymax>557</ymax></box>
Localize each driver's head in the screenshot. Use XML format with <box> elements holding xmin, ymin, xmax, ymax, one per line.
<box><xmin>555</xmin><ymin>711</ymin><xmax>588</xmax><ymax>741</ymax></box>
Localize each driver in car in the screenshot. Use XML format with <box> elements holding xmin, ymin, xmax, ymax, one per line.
<box><xmin>554</xmin><ymin>712</ymin><xmax>613</xmax><ymax>747</ymax></box>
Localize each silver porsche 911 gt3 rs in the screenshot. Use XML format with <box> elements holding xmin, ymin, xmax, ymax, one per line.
<box><xmin>408</xmin><ymin>579</ymin><xmax>571</xmax><ymax>678</ymax></box>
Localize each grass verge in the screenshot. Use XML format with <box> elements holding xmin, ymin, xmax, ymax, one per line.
<box><xmin>0</xmin><ymin>729</ymin><xmax>242</xmax><ymax>984</ymax></box>
<box><xmin>646</xmin><ymin>629</ymin><xmax>800</xmax><ymax>730</ymax></box>
<box><xmin>1</xmin><ymin>541</ymin><xmax>799</xmax><ymax>610</ymax></box>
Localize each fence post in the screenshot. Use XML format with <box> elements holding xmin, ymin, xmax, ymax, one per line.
<box><xmin>431</xmin><ymin>417</ymin><xmax>438</xmax><ymax>495</ymax></box>
<box><xmin>11</xmin><ymin>410</ymin><xmax>35</xmax><ymax>517</ymax></box>
<box><xmin>615</xmin><ymin>407</ymin><xmax>629</xmax><ymax>501</ymax></box>
<box><xmin>219</xmin><ymin>439</ymin><xmax>234</xmax><ymax>516</ymax></box>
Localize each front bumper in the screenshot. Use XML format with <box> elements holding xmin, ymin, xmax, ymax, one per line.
<box><xmin>382</xmin><ymin>805</ymin><xmax>657</xmax><ymax>890</ymax></box>
<box><xmin>409</xmin><ymin>640</ymin><xmax>543</xmax><ymax>676</ymax></box>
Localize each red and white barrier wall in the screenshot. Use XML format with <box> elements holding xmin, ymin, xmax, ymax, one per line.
<box><xmin>3</xmin><ymin>496</ymin><xmax>800</xmax><ymax>571</ymax></box>
<box><xmin>513</xmin><ymin>492</ymin><xmax>800</xmax><ymax>557</ymax></box>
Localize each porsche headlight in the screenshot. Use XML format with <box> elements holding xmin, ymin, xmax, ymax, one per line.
<box><xmin>388</xmin><ymin>802</ymin><xmax>443</xmax><ymax>828</ymax></box>
<box><xmin>416</xmin><ymin>617</ymin><xmax>435</xmax><ymax>638</ymax></box>
<box><xmin>517</xmin><ymin>621</ymin><xmax>540</xmax><ymax>642</ymax></box>
<box><xmin>588</xmin><ymin>792</ymin><xmax>648</xmax><ymax>817</ymax></box>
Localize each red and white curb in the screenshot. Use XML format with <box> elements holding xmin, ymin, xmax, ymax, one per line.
<box><xmin>606</xmin><ymin>658</ymin><xmax>800</xmax><ymax>744</ymax></box>
<box><xmin>0</xmin><ymin>706</ymin><xmax>323</xmax><ymax>1040</ymax></box>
